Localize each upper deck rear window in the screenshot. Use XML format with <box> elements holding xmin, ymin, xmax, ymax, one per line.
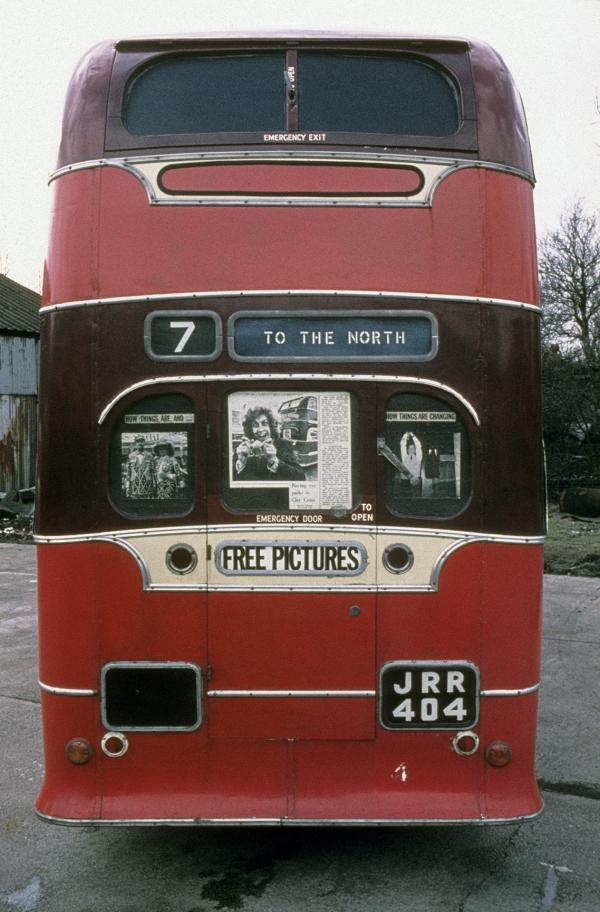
<box><xmin>125</xmin><ymin>53</ymin><xmax>286</xmax><ymax>134</ymax></box>
<box><xmin>123</xmin><ymin>50</ymin><xmax>460</xmax><ymax>138</ymax></box>
<box><xmin>298</xmin><ymin>53</ymin><xmax>460</xmax><ymax>135</ymax></box>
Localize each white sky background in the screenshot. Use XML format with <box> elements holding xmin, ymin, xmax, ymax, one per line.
<box><xmin>1</xmin><ymin>0</ymin><xmax>600</xmax><ymax>292</ymax></box>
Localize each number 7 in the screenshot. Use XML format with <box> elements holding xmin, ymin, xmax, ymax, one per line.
<box><xmin>170</xmin><ymin>321</ymin><xmax>195</xmax><ymax>353</ymax></box>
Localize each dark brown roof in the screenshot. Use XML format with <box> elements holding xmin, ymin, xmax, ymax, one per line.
<box><xmin>0</xmin><ymin>274</ymin><xmax>41</xmax><ymax>335</ymax></box>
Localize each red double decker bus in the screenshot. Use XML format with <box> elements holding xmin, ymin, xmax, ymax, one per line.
<box><xmin>36</xmin><ymin>33</ymin><xmax>545</xmax><ymax>826</ymax></box>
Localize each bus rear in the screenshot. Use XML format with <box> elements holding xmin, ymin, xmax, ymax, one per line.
<box><xmin>36</xmin><ymin>34</ymin><xmax>544</xmax><ymax>825</ymax></box>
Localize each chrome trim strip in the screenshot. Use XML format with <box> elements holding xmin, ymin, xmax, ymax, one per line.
<box><xmin>48</xmin><ymin>149</ymin><xmax>534</xmax><ymax>187</ymax></box>
<box><xmin>431</xmin><ymin>539</ymin><xmax>472</xmax><ymax>589</ymax></box>
<box><xmin>131</xmin><ymin>158</ymin><xmax>449</xmax><ymax>208</ymax></box>
<box><xmin>107</xmin><ymin>539</ymin><xmax>151</xmax><ymax>588</ymax></box>
<box><xmin>207</xmin><ymin>689</ymin><xmax>375</xmax><ymax>698</ymax></box>
<box><xmin>96</xmin><ymin>374</ymin><xmax>481</xmax><ymax>426</ymax></box>
<box><xmin>39</xmin><ymin>682</ymin><xmax>98</xmax><ymax>697</ymax></box>
<box><xmin>36</xmin><ymin>680</ymin><xmax>538</xmax><ymax>700</ymax></box>
<box><xmin>36</xmin><ymin>807</ymin><xmax>544</xmax><ymax>827</ymax></box>
<box><xmin>40</xmin><ymin>288</ymin><xmax>541</xmax><ymax>315</ymax></box>
<box><xmin>209</xmin><ymin>686</ymin><xmax>538</xmax><ymax>698</ymax></box>
<box><xmin>145</xmin><ymin>584</ymin><xmax>420</xmax><ymax>593</ymax></box>
<box><xmin>382</xmin><ymin>527</ymin><xmax>545</xmax><ymax>544</ymax></box>
<box><xmin>34</xmin><ymin>525</ymin><xmax>545</xmax><ymax>546</ymax></box>
<box><xmin>480</xmin><ymin>683</ymin><xmax>540</xmax><ymax>697</ymax></box>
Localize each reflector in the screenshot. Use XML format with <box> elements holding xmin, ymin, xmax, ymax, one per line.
<box><xmin>65</xmin><ymin>738</ymin><xmax>93</xmax><ymax>765</ymax></box>
<box><xmin>485</xmin><ymin>741</ymin><xmax>513</xmax><ymax>768</ymax></box>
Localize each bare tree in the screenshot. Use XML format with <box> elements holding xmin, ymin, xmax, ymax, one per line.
<box><xmin>539</xmin><ymin>200</ymin><xmax>600</xmax><ymax>365</ymax></box>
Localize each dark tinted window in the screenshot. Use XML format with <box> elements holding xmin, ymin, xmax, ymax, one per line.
<box><xmin>122</xmin><ymin>50</ymin><xmax>460</xmax><ymax>139</ymax></box>
<box><xmin>103</xmin><ymin>665</ymin><xmax>200</xmax><ymax>730</ymax></box>
<box><xmin>382</xmin><ymin>393</ymin><xmax>471</xmax><ymax>518</ymax></box>
<box><xmin>298</xmin><ymin>53</ymin><xmax>460</xmax><ymax>135</ymax></box>
<box><xmin>125</xmin><ymin>53</ymin><xmax>286</xmax><ymax>134</ymax></box>
<box><xmin>109</xmin><ymin>393</ymin><xmax>194</xmax><ymax>517</ymax></box>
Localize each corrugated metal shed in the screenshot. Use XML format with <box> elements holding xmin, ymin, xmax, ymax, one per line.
<box><xmin>0</xmin><ymin>274</ymin><xmax>40</xmax><ymax>490</ymax></box>
<box><xmin>0</xmin><ymin>396</ymin><xmax>37</xmax><ymax>489</ymax></box>
<box><xmin>0</xmin><ymin>336</ymin><xmax>38</xmax><ymax>395</ymax></box>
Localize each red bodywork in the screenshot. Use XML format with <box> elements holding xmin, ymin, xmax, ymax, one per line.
<box><xmin>44</xmin><ymin>166</ymin><xmax>537</xmax><ymax>306</ymax></box>
<box><xmin>37</xmin><ymin>37</ymin><xmax>543</xmax><ymax>825</ymax></box>
<box><xmin>37</xmin><ymin>536</ymin><xmax>543</xmax><ymax>822</ymax></box>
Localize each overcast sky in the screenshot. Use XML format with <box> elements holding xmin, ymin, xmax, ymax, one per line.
<box><xmin>2</xmin><ymin>0</ymin><xmax>600</xmax><ymax>292</ymax></box>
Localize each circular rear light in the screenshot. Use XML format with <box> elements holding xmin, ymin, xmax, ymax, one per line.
<box><xmin>383</xmin><ymin>543</ymin><xmax>414</xmax><ymax>574</ymax></box>
<box><xmin>101</xmin><ymin>731</ymin><xmax>129</xmax><ymax>759</ymax></box>
<box><xmin>166</xmin><ymin>543</ymin><xmax>198</xmax><ymax>575</ymax></box>
<box><xmin>452</xmin><ymin>731</ymin><xmax>480</xmax><ymax>757</ymax></box>
<box><xmin>485</xmin><ymin>740</ymin><xmax>513</xmax><ymax>767</ymax></box>
<box><xmin>65</xmin><ymin>738</ymin><xmax>93</xmax><ymax>765</ymax></box>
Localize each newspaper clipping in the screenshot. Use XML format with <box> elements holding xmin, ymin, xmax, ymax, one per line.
<box><xmin>229</xmin><ymin>390</ymin><xmax>352</xmax><ymax>510</ymax></box>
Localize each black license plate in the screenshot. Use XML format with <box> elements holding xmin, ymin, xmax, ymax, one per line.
<box><xmin>379</xmin><ymin>661</ymin><xmax>479</xmax><ymax>730</ymax></box>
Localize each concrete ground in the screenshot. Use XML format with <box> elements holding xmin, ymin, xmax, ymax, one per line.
<box><xmin>0</xmin><ymin>543</ymin><xmax>599</xmax><ymax>911</ymax></box>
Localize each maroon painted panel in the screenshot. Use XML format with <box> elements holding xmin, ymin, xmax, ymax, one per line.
<box><xmin>470</xmin><ymin>41</ymin><xmax>534</xmax><ymax>178</ymax></box>
<box><xmin>36</xmin><ymin>301</ymin><xmax>544</xmax><ymax>537</ymax></box>
<box><xmin>56</xmin><ymin>41</ymin><xmax>116</xmax><ymax>170</ymax></box>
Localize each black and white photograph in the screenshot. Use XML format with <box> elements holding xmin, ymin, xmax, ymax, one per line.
<box><xmin>384</xmin><ymin>409</ymin><xmax>463</xmax><ymax>502</ymax></box>
<box><xmin>228</xmin><ymin>391</ymin><xmax>353</xmax><ymax>510</ymax></box>
<box><xmin>120</xmin><ymin>431</ymin><xmax>189</xmax><ymax>501</ymax></box>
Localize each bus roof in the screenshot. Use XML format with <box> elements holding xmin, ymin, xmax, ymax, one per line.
<box><xmin>56</xmin><ymin>33</ymin><xmax>533</xmax><ymax>179</ymax></box>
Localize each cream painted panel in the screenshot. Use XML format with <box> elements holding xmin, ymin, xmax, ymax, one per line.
<box><xmin>117</xmin><ymin>531</ymin><xmax>207</xmax><ymax>589</ymax></box>
<box><xmin>112</xmin><ymin>527</ymin><xmax>470</xmax><ymax>592</ymax></box>
<box><xmin>38</xmin><ymin>525</ymin><xmax>541</xmax><ymax>591</ymax></box>
<box><xmin>376</xmin><ymin>532</ymin><xmax>463</xmax><ymax>590</ymax></box>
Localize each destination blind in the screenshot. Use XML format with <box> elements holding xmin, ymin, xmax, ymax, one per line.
<box><xmin>230</xmin><ymin>311</ymin><xmax>437</xmax><ymax>361</ymax></box>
